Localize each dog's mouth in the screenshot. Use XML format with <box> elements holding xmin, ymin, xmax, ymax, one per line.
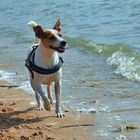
<box><xmin>57</xmin><ymin>45</ymin><xmax>65</xmax><ymax>53</ymax></box>
<box><xmin>50</xmin><ymin>45</ymin><xmax>65</xmax><ymax>53</ymax></box>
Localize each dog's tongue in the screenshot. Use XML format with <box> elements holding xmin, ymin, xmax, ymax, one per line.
<box><xmin>58</xmin><ymin>46</ymin><xmax>65</xmax><ymax>52</ymax></box>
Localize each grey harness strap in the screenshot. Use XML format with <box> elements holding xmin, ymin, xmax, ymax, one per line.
<box><xmin>25</xmin><ymin>45</ymin><xmax>64</xmax><ymax>79</ymax></box>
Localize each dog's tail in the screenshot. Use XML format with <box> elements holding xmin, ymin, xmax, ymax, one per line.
<box><xmin>27</xmin><ymin>21</ymin><xmax>38</xmax><ymax>27</ymax></box>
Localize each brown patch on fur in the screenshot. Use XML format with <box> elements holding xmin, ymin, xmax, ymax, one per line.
<box><xmin>32</xmin><ymin>22</ymin><xmax>62</xmax><ymax>49</ymax></box>
<box><xmin>33</xmin><ymin>26</ymin><xmax>57</xmax><ymax>40</ymax></box>
<box><xmin>32</xmin><ymin>24</ymin><xmax>58</xmax><ymax>49</ymax></box>
<box><xmin>41</xmin><ymin>30</ymin><xmax>57</xmax><ymax>49</ymax></box>
<box><xmin>53</xmin><ymin>18</ymin><xmax>61</xmax><ymax>32</ymax></box>
<box><xmin>43</xmin><ymin>30</ymin><xmax>57</xmax><ymax>40</ymax></box>
<box><xmin>33</xmin><ymin>25</ymin><xmax>44</xmax><ymax>38</ymax></box>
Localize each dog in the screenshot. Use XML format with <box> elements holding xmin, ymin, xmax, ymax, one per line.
<box><xmin>26</xmin><ymin>19</ymin><xmax>67</xmax><ymax>118</ymax></box>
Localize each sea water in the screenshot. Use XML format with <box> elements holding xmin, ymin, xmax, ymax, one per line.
<box><xmin>0</xmin><ymin>0</ymin><xmax>140</xmax><ymax>139</ymax></box>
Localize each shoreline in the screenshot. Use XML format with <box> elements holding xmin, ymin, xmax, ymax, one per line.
<box><xmin>0</xmin><ymin>80</ymin><xmax>97</xmax><ymax>140</ymax></box>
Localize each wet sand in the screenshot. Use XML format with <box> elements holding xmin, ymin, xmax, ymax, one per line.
<box><xmin>0</xmin><ymin>81</ymin><xmax>98</xmax><ymax>140</ymax></box>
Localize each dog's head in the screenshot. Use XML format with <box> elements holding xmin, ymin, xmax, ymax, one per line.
<box><xmin>30</xmin><ymin>19</ymin><xmax>67</xmax><ymax>53</ymax></box>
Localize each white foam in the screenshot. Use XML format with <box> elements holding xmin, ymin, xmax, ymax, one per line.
<box><xmin>107</xmin><ymin>51</ymin><xmax>140</xmax><ymax>82</ymax></box>
<box><xmin>0</xmin><ymin>70</ymin><xmax>33</xmax><ymax>94</ymax></box>
<box><xmin>0</xmin><ymin>70</ymin><xmax>17</xmax><ymax>83</ymax></box>
<box><xmin>19</xmin><ymin>80</ymin><xmax>34</xmax><ymax>94</ymax></box>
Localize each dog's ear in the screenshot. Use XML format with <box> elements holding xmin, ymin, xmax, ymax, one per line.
<box><xmin>33</xmin><ymin>25</ymin><xmax>44</xmax><ymax>38</ymax></box>
<box><xmin>53</xmin><ymin>18</ymin><xmax>61</xmax><ymax>32</ymax></box>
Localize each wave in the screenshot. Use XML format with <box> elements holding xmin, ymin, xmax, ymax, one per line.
<box><xmin>0</xmin><ymin>70</ymin><xmax>33</xmax><ymax>93</ymax></box>
<box><xmin>0</xmin><ymin>70</ymin><xmax>17</xmax><ymax>83</ymax></box>
<box><xmin>107</xmin><ymin>51</ymin><xmax>140</xmax><ymax>82</ymax></box>
<box><xmin>0</xmin><ymin>36</ymin><xmax>140</xmax><ymax>94</ymax></box>
<box><xmin>66</xmin><ymin>36</ymin><xmax>140</xmax><ymax>82</ymax></box>
<box><xmin>19</xmin><ymin>80</ymin><xmax>34</xmax><ymax>93</ymax></box>
<box><xmin>65</xmin><ymin>36</ymin><xmax>133</xmax><ymax>55</ymax></box>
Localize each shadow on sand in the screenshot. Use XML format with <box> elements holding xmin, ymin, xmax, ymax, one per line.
<box><xmin>0</xmin><ymin>107</ymin><xmax>42</xmax><ymax>129</ymax></box>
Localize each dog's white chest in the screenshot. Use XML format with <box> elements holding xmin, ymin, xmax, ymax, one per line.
<box><xmin>28</xmin><ymin>44</ymin><xmax>62</xmax><ymax>85</ymax></box>
<box><xmin>33</xmin><ymin>70</ymin><xmax>62</xmax><ymax>85</ymax></box>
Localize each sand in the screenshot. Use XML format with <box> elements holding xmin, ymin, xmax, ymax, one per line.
<box><xmin>0</xmin><ymin>81</ymin><xmax>97</xmax><ymax>140</ymax></box>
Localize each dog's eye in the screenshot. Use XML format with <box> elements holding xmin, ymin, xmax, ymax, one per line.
<box><xmin>49</xmin><ymin>35</ymin><xmax>56</xmax><ymax>40</ymax></box>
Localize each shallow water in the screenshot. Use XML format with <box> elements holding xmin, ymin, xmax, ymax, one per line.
<box><xmin>0</xmin><ymin>0</ymin><xmax>140</xmax><ymax>139</ymax></box>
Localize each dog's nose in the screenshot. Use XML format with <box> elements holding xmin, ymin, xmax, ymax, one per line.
<box><xmin>61</xmin><ymin>41</ymin><xmax>67</xmax><ymax>46</ymax></box>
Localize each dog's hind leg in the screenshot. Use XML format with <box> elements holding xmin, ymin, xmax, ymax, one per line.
<box><xmin>34</xmin><ymin>83</ymin><xmax>51</xmax><ymax>111</ymax></box>
<box><xmin>47</xmin><ymin>85</ymin><xmax>53</xmax><ymax>105</ymax></box>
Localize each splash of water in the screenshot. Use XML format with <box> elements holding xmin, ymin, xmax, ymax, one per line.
<box><xmin>107</xmin><ymin>51</ymin><xmax>140</xmax><ymax>82</ymax></box>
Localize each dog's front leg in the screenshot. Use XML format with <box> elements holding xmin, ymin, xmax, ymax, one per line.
<box><xmin>54</xmin><ymin>81</ymin><xmax>65</xmax><ymax>118</ymax></box>
<box><xmin>30</xmin><ymin>79</ymin><xmax>44</xmax><ymax>110</ymax></box>
<box><xmin>34</xmin><ymin>83</ymin><xmax>51</xmax><ymax>111</ymax></box>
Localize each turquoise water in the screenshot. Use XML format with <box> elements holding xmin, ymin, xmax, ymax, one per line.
<box><xmin>0</xmin><ymin>0</ymin><xmax>140</xmax><ymax>139</ymax></box>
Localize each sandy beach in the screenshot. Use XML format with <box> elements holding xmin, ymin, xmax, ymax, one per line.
<box><xmin>0</xmin><ymin>80</ymin><xmax>97</xmax><ymax>140</ymax></box>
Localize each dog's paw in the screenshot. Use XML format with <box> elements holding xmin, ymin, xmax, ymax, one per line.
<box><xmin>55</xmin><ymin>107</ymin><xmax>65</xmax><ymax>118</ymax></box>
<box><xmin>56</xmin><ymin>112</ymin><xmax>65</xmax><ymax>118</ymax></box>
<box><xmin>44</xmin><ymin>98</ymin><xmax>51</xmax><ymax>111</ymax></box>
<box><xmin>35</xmin><ymin>106</ymin><xmax>44</xmax><ymax>111</ymax></box>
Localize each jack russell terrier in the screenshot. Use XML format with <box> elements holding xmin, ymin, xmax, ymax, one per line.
<box><xmin>26</xmin><ymin>19</ymin><xmax>67</xmax><ymax>118</ymax></box>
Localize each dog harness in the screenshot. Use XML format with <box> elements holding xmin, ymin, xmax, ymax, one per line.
<box><xmin>25</xmin><ymin>44</ymin><xmax>64</xmax><ymax>79</ymax></box>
